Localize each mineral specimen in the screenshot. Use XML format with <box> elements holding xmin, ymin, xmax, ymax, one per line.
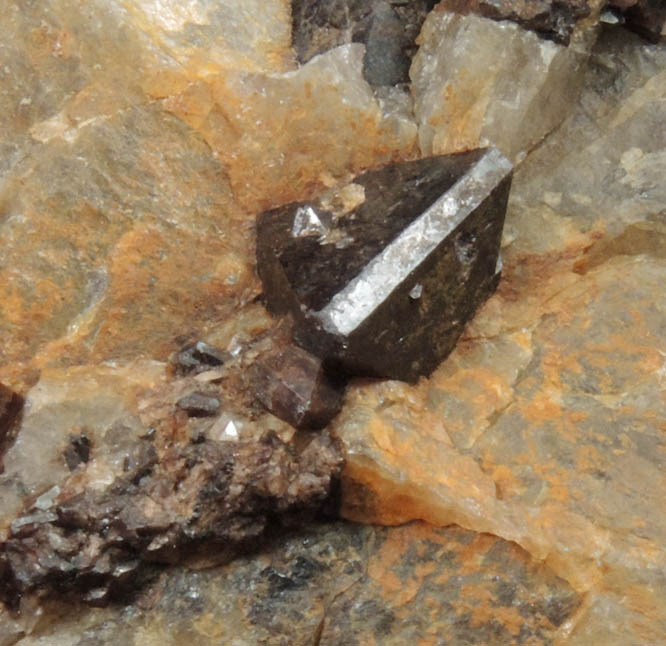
<box><xmin>250</xmin><ymin>344</ymin><xmax>345</xmax><ymax>429</ymax></box>
<box><xmin>257</xmin><ymin>148</ymin><xmax>513</xmax><ymax>382</ymax></box>
<box><xmin>176</xmin><ymin>392</ymin><xmax>221</xmax><ymax>417</ymax></box>
<box><xmin>439</xmin><ymin>0</ymin><xmax>593</xmax><ymax>44</ymax></box>
<box><xmin>172</xmin><ymin>341</ymin><xmax>227</xmax><ymax>376</ymax></box>
<box><xmin>63</xmin><ymin>432</ymin><xmax>91</xmax><ymax>471</ymax></box>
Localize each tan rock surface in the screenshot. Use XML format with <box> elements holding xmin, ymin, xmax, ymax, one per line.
<box><xmin>0</xmin><ymin>1</ymin><xmax>412</xmax><ymax>393</ymax></box>
<box><xmin>0</xmin><ymin>0</ymin><xmax>664</xmax><ymax>641</ymax></box>
<box><xmin>4</xmin><ymin>522</ymin><xmax>580</xmax><ymax>645</ymax></box>
<box><xmin>336</xmin><ymin>25</ymin><xmax>666</xmax><ymax>644</ymax></box>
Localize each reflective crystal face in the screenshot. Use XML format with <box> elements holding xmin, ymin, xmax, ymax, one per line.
<box><xmin>257</xmin><ymin>148</ymin><xmax>513</xmax><ymax>381</ymax></box>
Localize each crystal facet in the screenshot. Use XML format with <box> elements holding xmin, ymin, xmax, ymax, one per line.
<box><xmin>257</xmin><ymin>148</ymin><xmax>513</xmax><ymax>382</ymax></box>
<box><xmin>250</xmin><ymin>344</ymin><xmax>345</xmax><ymax>429</ymax></box>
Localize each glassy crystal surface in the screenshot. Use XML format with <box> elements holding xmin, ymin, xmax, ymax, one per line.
<box><xmin>250</xmin><ymin>344</ymin><xmax>345</xmax><ymax>429</ymax></box>
<box><xmin>257</xmin><ymin>148</ymin><xmax>513</xmax><ymax>381</ymax></box>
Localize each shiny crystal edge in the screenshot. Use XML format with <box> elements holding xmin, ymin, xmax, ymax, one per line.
<box><xmin>318</xmin><ymin>148</ymin><xmax>513</xmax><ymax>336</ymax></box>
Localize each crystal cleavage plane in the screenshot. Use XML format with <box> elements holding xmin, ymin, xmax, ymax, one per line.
<box><xmin>257</xmin><ymin>148</ymin><xmax>513</xmax><ymax>383</ymax></box>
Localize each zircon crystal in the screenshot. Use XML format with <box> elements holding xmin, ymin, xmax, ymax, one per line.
<box><xmin>257</xmin><ymin>148</ymin><xmax>513</xmax><ymax>382</ymax></box>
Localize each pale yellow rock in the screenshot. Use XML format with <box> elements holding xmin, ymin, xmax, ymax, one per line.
<box><xmin>510</xmin><ymin>29</ymin><xmax>666</xmax><ymax>234</ymax></box>
<box><xmin>165</xmin><ymin>44</ymin><xmax>418</xmax><ymax>212</ymax></box>
<box><xmin>411</xmin><ymin>12</ymin><xmax>589</xmax><ymax>161</ymax></box>
<box><xmin>120</xmin><ymin>0</ymin><xmax>294</xmax><ymax>74</ymax></box>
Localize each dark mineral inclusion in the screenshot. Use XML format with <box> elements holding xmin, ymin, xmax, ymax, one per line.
<box><xmin>251</xmin><ymin>344</ymin><xmax>345</xmax><ymax>430</ymax></box>
<box><xmin>257</xmin><ymin>148</ymin><xmax>513</xmax><ymax>383</ymax></box>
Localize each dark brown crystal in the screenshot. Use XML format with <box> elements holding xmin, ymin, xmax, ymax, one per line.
<box><xmin>610</xmin><ymin>0</ymin><xmax>666</xmax><ymax>42</ymax></box>
<box><xmin>172</xmin><ymin>340</ymin><xmax>227</xmax><ymax>376</ymax></box>
<box><xmin>250</xmin><ymin>344</ymin><xmax>345</xmax><ymax>429</ymax></box>
<box><xmin>257</xmin><ymin>148</ymin><xmax>513</xmax><ymax>382</ymax></box>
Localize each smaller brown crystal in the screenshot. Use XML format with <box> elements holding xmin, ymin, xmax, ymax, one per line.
<box><xmin>176</xmin><ymin>392</ymin><xmax>221</xmax><ymax>417</ymax></box>
<box><xmin>250</xmin><ymin>344</ymin><xmax>345</xmax><ymax>430</ymax></box>
<box><xmin>612</xmin><ymin>0</ymin><xmax>666</xmax><ymax>42</ymax></box>
<box><xmin>171</xmin><ymin>340</ymin><xmax>228</xmax><ymax>376</ymax></box>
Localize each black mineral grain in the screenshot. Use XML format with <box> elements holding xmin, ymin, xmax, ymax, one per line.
<box><xmin>0</xmin><ymin>382</ymin><xmax>22</xmax><ymax>471</ymax></box>
<box><xmin>177</xmin><ymin>392</ymin><xmax>221</xmax><ymax>417</ymax></box>
<box><xmin>64</xmin><ymin>433</ymin><xmax>91</xmax><ymax>471</ymax></box>
<box><xmin>172</xmin><ymin>340</ymin><xmax>227</xmax><ymax>376</ymax></box>
<box><xmin>609</xmin><ymin>0</ymin><xmax>666</xmax><ymax>41</ymax></box>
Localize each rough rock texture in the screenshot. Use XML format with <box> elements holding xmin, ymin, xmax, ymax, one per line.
<box><xmin>257</xmin><ymin>149</ymin><xmax>512</xmax><ymax>381</ymax></box>
<box><xmin>334</xmin><ymin>24</ymin><xmax>666</xmax><ymax>644</ymax></box>
<box><xmin>1</xmin><ymin>521</ymin><xmax>580</xmax><ymax>645</ymax></box>
<box><xmin>411</xmin><ymin>11</ymin><xmax>591</xmax><ymax>161</ymax></box>
<box><xmin>163</xmin><ymin>43</ymin><xmax>416</xmax><ymax>213</ymax></box>
<box><xmin>0</xmin><ymin>0</ymin><xmax>665</xmax><ymax>640</ymax></box>
<box><xmin>291</xmin><ymin>0</ymin><xmax>439</xmax><ymax>85</ymax></box>
<box><xmin>0</xmin><ymin>1</ymin><xmax>413</xmax><ymax>394</ymax></box>
<box><xmin>510</xmin><ymin>25</ymin><xmax>666</xmax><ymax>233</ymax></box>
<box><xmin>440</xmin><ymin>0</ymin><xmax>594</xmax><ymax>44</ymax></box>
<box><xmin>0</xmin><ymin>430</ymin><xmax>341</xmax><ymax>606</ymax></box>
